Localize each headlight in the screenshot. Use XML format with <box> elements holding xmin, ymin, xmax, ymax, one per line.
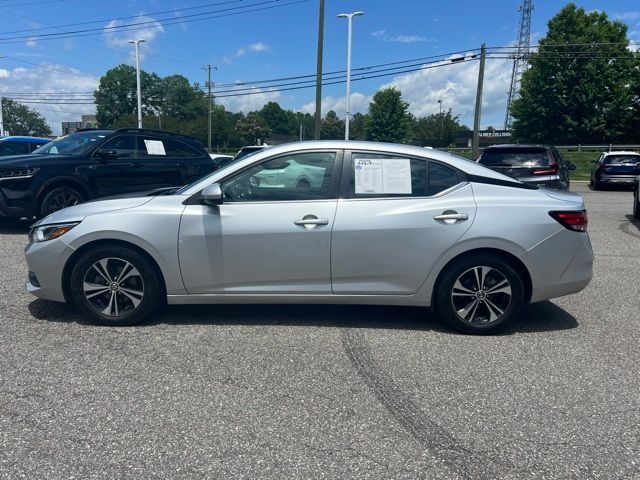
<box><xmin>0</xmin><ymin>167</ymin><xmax>39</xmax><ymax>180</ymax></box>
<box><xmin>29</xmin><ymin>222</ymin><xmax>79</xmax><ymax>243</ymax></box>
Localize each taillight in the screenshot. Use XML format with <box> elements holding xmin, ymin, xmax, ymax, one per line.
<box><xmin>531</xmin><ymin>165</ymin><xmax>559</xmax><ymax>175</ymax></box>
<box><xmin>549</xmin><ymin>210</ymin><xmax>588</xmax><ymax>232</ymax></box>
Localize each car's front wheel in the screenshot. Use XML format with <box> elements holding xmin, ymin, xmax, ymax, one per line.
<box><xmin>435</xmin><ymin>254</ymin><xmax>525</xmax><ymax>334</ymax></box>
<box><xmin>69</xmin><ymin>245</ymin><xmax>164</xmax><ymax>326</ymax></box>
<box><xmin>39</xmin><ymin>186</ymin><xmax>84</xmax><ymax>218</ymax></box>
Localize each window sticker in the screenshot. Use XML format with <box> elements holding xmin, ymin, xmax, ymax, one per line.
<box><xmin>354</xmin><ymin>158</ymin><xmax>412</xmax><ymax>194</ymax></box>
<box><xmin>144</xmin><ymin>139</ymin><xmax>166</xmax><ymax>155</ymax></box>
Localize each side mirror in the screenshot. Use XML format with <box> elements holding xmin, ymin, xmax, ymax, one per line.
<box><xmin>567</xmin><ymin>163</ymin><xmax>576</xmax><ymax>171</ymax></box>
<box><xmin>97</xmin><ymin>149</ymin><xmax>118</xmax><ymax>161</ymax></box>
<box><xmin>202</xmin><ymin>183</ymin><xmax>223</xmax><ymax>205</ymax></box>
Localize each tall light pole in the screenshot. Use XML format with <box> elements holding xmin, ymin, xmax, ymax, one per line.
<box><xmin>337</xmin><ymin>11</ymin><xmax>364</xmax><ymax>141</ymax></box>
<box><xmin>129</xmin><ymin>39</ymin><xmax>146</xmax><ymax>129</ymax></box>
<box><xmin>203</xmin><ymin>64</ymin><xmax>217</xmax><ymax>153</ymax></box>
<box><xmin>0</xmin><ymin>55</ymin><xmax>4</xmax><ymax>137</ymax></box>
<box><xmin>438</xmin><ymin>99</ymin><xmax>443</xmax><ymax>145</ymax></box>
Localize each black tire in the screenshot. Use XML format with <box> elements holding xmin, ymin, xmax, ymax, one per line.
<box><xmin>633</xmin><ymin>186</ymin><xmax>640</xmax><ymax>220</ymax></box>
<box><xmin>69</xmin><ymin>245</ymin><xmax>164</xmax><ymax>326</ymax></box>
<box><xmin>435</xmin><ymin>254</ymin><xmax>525</xmax><ymax>334</ymax></box>
<box><xmin>39</xmin><ymin>186</ymin><xmax>84</xmax><ymax>218</ymax></box>
<box><xmin>593</xmin><ymin>179</ymin><xmax>603</xmax><ymax>191</ymax></box>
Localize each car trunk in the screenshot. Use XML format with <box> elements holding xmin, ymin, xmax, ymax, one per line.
<box><xmin>477</xmin><ymin>147</ymin><xmax>556</xmax><ymax>180</ymax></box>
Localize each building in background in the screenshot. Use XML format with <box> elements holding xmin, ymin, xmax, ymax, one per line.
<box><xmin>61</xmin><ymin>115</ymin><xmax>98</xmax><ymax>135</ymax></box>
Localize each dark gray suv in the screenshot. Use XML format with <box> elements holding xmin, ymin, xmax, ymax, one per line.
<box><xmin>477</xmin><ymin>144</ymin><xmax>575</xmax><ymax>190</ymax></box>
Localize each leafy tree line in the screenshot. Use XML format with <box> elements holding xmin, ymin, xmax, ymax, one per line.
<box><xmin>0</xmin><ymin>98</ymin><xmax>52</xmax><ymax>136</ymax></box>
<box><xmin>92</xmin><ymin>64</ymin><xmax>468</xmax><ymax>149</ymax></box>
<box><xmin>512</xmin><ymin>3</ymin><xmax>640</xmax><ymax>144</ymax></box>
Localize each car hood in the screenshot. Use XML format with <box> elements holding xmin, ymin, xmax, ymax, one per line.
<box><xmin>0</xmin><ymin>153</ymin><xmax>72</xmax><ymax>167</ymax></box>
<box><xmin>542</xmin><ymin>188</ymin><xmax>584</xmax><ymax>204</ymax></box>
<box><xmin>33</xmin><ymin>196</ymin><xmax>154</xmax><ymax>227</ymax></box>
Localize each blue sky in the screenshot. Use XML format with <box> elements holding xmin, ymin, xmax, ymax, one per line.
<box><xmin>0</xmin><ymin>0</ymin><xmax>639</xmax><ymax>134</ymax></box>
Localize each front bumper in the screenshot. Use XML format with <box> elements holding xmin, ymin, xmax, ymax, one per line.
<box><xmin>0</xmin><ymin>180</ymin><xmax>37</xmax><ymax>218</ymax></box>
<box><xmin>24</xmin><ymin>237</ymin><xmax>75</xmax><ymax>302</ymax></box>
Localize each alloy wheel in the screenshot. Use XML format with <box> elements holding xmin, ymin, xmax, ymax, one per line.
<box><xmin>82</xmin><ymin>257</ymin><xmax>145</xmax><ymax>317</ymax></box>
<box><xmin>450</xmin><ymin>266</ymin><xmax>512</xmax><ymax>325</ymax></box>
<box><xmin>45</xmin><ymin>190</ymin><xmax>82</xmax><ymax>215</ymax></box>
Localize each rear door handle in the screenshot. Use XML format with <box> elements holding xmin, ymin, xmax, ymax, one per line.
<box><xmin>433</xmin><ymin>212</ymin><xmax>469</xmax><ymax>224</ymax></box>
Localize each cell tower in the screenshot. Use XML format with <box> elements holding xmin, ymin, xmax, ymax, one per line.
<box><xmin>504</xmin><ymin>0</ymin><xmax>534</xmax><ymax>130</ymax></box>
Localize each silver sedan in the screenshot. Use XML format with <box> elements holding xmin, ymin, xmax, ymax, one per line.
<box><xmin>24</xmin><ymin>141</ymin><xmax>593</xmax><ymax>334</ymax></box>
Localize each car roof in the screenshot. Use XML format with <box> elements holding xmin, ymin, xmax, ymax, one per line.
<box><xmin>483</xmin><ymin>144</ymin><xmax>551</xmax><ymax>150</ymax></box>
<box><xmin>602</xmin><ymin>150</ymin><xmax>640</xmax><ymax>156</ymax></box>
<box><xmin>0</xmin><ymin>136</ymin><xmax>50</xmax><ymax>143</ymax></box>
<box><xmin>182</xmin><ymin>140</ymin><xmax>521</xmax><ymax>195</ymax></box>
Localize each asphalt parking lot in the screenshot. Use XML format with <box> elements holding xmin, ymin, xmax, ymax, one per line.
<box><xmin>0</xmin><ymin>183</ymin><xmax>638</xmax><ymax>480</ymax></box>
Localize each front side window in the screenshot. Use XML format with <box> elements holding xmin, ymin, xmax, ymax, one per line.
<box><xmin>222</xmin><ymin>152</ymin><xmax>336</xmax><ymax>202</ymax></box>
<box><xmin>101</xmin><ymin>135</ymin><xmax>136</xmax><ymax>158</ymax></box>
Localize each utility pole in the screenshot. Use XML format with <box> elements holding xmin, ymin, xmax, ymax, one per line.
<box><xmin>0</xmin><ymin>96</ymin><xmax>4</xmax><ymax>137</ymax></box>
<box><xmin>203</xmin><ymin>64</ymin><xmax>217</xmax><ymax>153</ymax></box>
<box><xmin>472</xmin><ymin>44</ymin><xmax>487</xmax><ymax>159</ymax></box>
<box><xmin>314</xmin><ymin>0</ymin><xmax>325</xmax><ymax>140</ymax></box>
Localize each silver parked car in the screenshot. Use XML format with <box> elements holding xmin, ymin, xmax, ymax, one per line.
<box><xmin>25</xmin><ymin>141</ymin><xmax>593</xmax><ymax>333</ymax></box>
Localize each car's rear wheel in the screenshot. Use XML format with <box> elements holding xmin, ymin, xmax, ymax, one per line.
<box><xmin>633</xmin><ymin>186</ymin><xmax>640</xmax><ymax>220</ymax></box>
<box><xmin>593</xmin><ymin>179</ymin><xmax>603</xmax><ymax>190</ymax></box>
<box><xmin>69</xmin><ymin>245</ymin><xmax>163</xmax><ymax>326</ymax></box>
<box><xmin>39</xmin><ymin>186</ymin><xmax>84</xmax><ymax>218</ymax></box>
<box><xmin>435</xmin><ymin>254</ymin><xmax>525</xmax><ymax>334</ymax></box>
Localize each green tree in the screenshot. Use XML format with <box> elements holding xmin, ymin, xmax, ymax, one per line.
<box><xmin>0</xmin><ymin>98</ymin><xmax>51</xmax><ymax>136</ymax></box>
<box><xmin>350</xmin><ymin>112</ymin><xmax>368</xmax><ymax>140</ymax></box>
<box><xmin>366</xmin><ymin>88</ymin><xmax>411</xmax><ymax>143</ymax></box>
<box><xmin>320</xmin><ymin>110</ymin><xmax>344</xmax><ymax>140</ymax></box>
<box><xmin>413</xmin><ymin>110</ymin><xmax>467</xmax><ymax>147</ymax></box>
<box><xmin>94</xmin><ymin>64</ymin><xmax>161</xmax><ymax>127</ymax></box>
<box><xmin>235</xmin><ymin>112</ymin><xmax>271</xmax><ymax>145</ymax></box>
<box><xmin>258</xmin><ymin>102</ymin><xmax>293</xmax><ymax>135</ymax></box>
<box><xmin>511</xmin><ymin>3</ymin><xmax>638</xmax><ymax>144</ymax></box>
<box><xmin>150</xmin><ymin>75</ymin><xmax>207</xmax><ymax>121</ymax></box>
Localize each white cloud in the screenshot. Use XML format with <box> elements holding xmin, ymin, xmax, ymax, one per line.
<box><xmin>0</xmin><ymin>66</ymin><xmax>98</xmax><ymax>135</ymax></box>
<box><xmin>299</xmin><ymin>92</ymin><xmax>371</xmax><ymax>117</ymax></box>
<box><xmin>103</xmin><ymin>15</ymin><xmax>165</xmax><ymax>48</ymax></box>
<box><xmin>224</xmin><ymin>42</ymin><xmax>271</xmax><ymax>64</ymax></box>
<box><xmin>612</xmin><ymin>11</ymin><xmax>640</xmax><ymax>21</ymax></box>
<box><xmin>26</xmin><ymin>37</ymin><xmax>38</xmax><ymax>48</ymax></box>
<box><xmin>371</xmin><ymin>29</ymin><xmax>435</xmax><ymax>44</ymax></box>
<box><xmin>216</xmin><ymin>85</ymin><xmax>281</xmax><ymax>114</ymax></box>
<box><xmin>297</xmin><ymin>58</ymin><xmax>512</xmax><ymax>129</ymax></box>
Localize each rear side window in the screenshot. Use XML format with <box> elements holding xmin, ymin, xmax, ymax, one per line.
<box><xmin>137</xmin><ymin>138</ymin><xmax>202</xmax><ymax>158</ymax></box>
<box><xmin>349</xmin><ymin>153</ymin><xmax>427</xmax><ymax>198</ymax></box>
<box><xmin>479</xmin><ymin>148</ymin><xmax>550</xmax><ymax>167</ymax></box>
<box><xmin>101</xmin><ymin>135</ymin><xmax>136</xmax><ymax>158</ymax></box>
<box><xmin>428</xmin><ymin>163</ymin><xmax>459</xmax><ymax>196</ymax></box>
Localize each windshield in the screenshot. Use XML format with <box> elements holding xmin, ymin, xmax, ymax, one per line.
<box><xmin>33</xmin><ymin>130</ymin><xmax>112</xmax><ymax>156</ymax></box>
<box><xmin>479</xmin><ymin>148</ymin><xmax>550</xmax><ymax>167</ymax></box>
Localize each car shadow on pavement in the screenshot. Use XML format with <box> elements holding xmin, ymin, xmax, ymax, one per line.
<box><xmin>28</xmin><ymin>298</ymin><xmax>578</xmax><ymax>334</ymax></box>
<box><xmin>624</xmin><ymin>214</ymin><xmax>640</xmax><ymax>232</ymax></box>
<box><xmin>0</xmin><ymin>219</ymin><xmax>30</xmax><ymax>234</ymax></box>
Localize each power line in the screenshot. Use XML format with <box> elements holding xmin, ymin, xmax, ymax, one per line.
<box><xmin>0</xmin><ymin>0</ymin><xmax>309</xmax><ymax>44</ymax></box>
<box><xmin>0</xmin><ymin>0</ymin><xmax>244</xmax><ymax>35</ymax></box>
<box><xmin>0</xmin><ymin>55</ymin><xmax>99</xmax><ymax>80</ymax></box>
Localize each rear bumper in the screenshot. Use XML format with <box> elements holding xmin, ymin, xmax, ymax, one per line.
<box><xmin>598</xmin><ymin>175</ymin><xmax>638</xmax><ymax>185</ymax></box>
<box><xmin>525</xmin><ymin>229</ymin><xmax>593</xmax><ymax>303</ymax></box>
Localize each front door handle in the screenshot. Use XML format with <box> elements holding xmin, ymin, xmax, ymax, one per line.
<box><xmin>433</xmin><ymin>211</ymin><xmax>469</xmax><ymax>224</ymax></box>
<box><xmin>294</xmin><ymin>215</ymin><xmax>329</xmax><ymax>229</ymax></box>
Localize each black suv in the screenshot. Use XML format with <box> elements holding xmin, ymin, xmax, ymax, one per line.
<box><xmin>0</xmin><ymin>128</ymin><xmax>215</xmax><ymax>219</ymax></box>
<box><xmin>477</xmin><ymin>144</ymin><xmax>575</xmax><ymax>190</ymax></box>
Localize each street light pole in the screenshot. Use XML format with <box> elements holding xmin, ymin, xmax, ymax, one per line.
<box><xmin>0</xmin><ymin>55</ymin><xmax>4</xmax><ymax>136</ymax></box>
<box><xmin>129</xmin><ymin>39</ymin><xmax>146</xmax><ymax>129</ymax></box>
<box><xmin>338</xmin><ymin>11</ymin><xmax>364</xmax><ymax>141</ymax></box>
<box><xmin>203</xmin><ymin>64</ymin><xmax>217</xmax><ymax>153</ymax></box>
